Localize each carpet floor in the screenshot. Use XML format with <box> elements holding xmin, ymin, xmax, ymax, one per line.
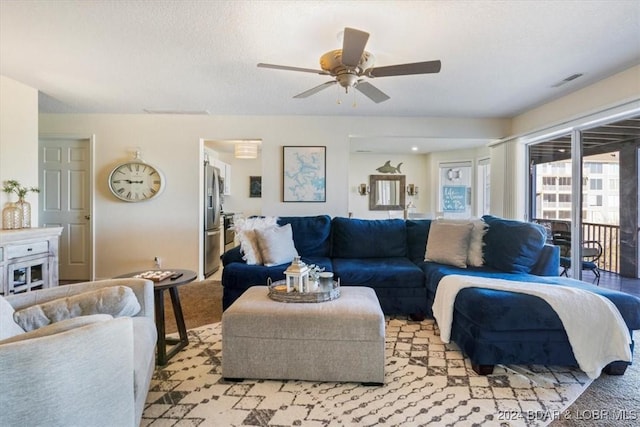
<box><xmin>157</xmin><ymin>280</ymin><xmax>639</xmax><ymax>426</ymax></box>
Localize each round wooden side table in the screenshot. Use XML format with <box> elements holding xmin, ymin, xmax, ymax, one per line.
<box><xmin>116</xmin><ymin>269</ymin><xmax>197</xmax><ymax>365</ymax></box>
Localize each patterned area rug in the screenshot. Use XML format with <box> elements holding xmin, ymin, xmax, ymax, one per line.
<box><xmin>142</xmin><ymin>318</ymin><xmax>591</xmax><ymax>427</ymax></box>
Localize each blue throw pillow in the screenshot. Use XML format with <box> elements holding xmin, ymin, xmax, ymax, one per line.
<box><xmin>482</xmin><ymin>215</ymin><xmax>547</xmax><ymax>273</ymax></box>
<box><xmin>331</xmin><ymin>217</ymin><xmax>407</xmax><ymax>258</ymax></box>
<box><xmin>278</xmin><ymin>215</ymin><xmax>332</xmax><ymax>257</ymax></box>
<box><xmin>406</xmin><ymin>219</ymin><xmax>432</xmax><ymax>263</ymax></box>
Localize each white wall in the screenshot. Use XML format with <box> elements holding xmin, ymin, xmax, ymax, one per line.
<box><xmin>511</xmin><ymin>65</ymin><xmax>640</xmax><ymax>136</ymax></box>
<box><xmin>348</xmin><ymin>153</ymin><xmax>428</xmax><ymax>219</ymax></box>
<box><xmin>0</xmin><ymin>76</ymin><xmax>39</xmax><ymax>224</ymax></box>
<box><xmin>37</xmin><ymin>114</ymin><xmax>507</xmax><ymax>279</ymax></box>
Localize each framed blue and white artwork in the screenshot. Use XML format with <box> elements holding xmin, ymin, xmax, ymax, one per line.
<box><xmin>442</xmin><ymin>185</ymin><xmax>467</xmax><ymax>212</ymax></box>
<box><xmin>283</xmin><ymin>146</ymin><xmax>326</xmax><ymax>202</ymax></box>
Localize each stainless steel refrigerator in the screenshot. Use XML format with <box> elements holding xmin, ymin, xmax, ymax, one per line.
<box><xmin>203</xmin><ymin>163</ymin><xmax>222</xmax><ymax>277</ymax></box>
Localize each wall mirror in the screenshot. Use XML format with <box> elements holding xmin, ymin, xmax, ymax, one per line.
<box><xmin>369</xmin><ymin>174</ymin><xmax>406</xmax><ymax>211</ymax></box>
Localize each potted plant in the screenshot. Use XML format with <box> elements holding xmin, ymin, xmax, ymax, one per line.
<box><xmin>2</xmin><ymin>180</ymin><xmax>40</xmax><ymax>229</ymax></box>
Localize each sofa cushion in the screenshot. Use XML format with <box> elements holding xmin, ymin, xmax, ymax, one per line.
<box><xmin>406</xmin><ymin>219</ymin><xmax>432</xmax><ymax>263</ymax></box>
<box><xmin>254</xmin><ymin>223</ymin><xmax>299</xmax><ymax>266</ymax></box>
<box><xmin>222</xmin><ymin>256</ymin><xmax>333</xmax><ymax>290</ymax></box>
<box><xmin>425</xmin><ymin>221</ymin><xmax>473</xmax><ymax>268</ymax></box>
<box><xmin>0</xmin><ymin>314</ymin><xmax>113</xmax><ymax>345</ymax></box>
<box><xmin>13</xmin><ymin>286</ymin><xmax>141</xmax><ymax>332</ymax></box>
<box><xmin>482</xmin><ymin>215</ymin><xmax>547</xmax><ymax>273</ymax></box>
<box><xmin>132</xmin><ymin>316</ymin><xmax>157</xmax><ymax>421</ymax></box>
<box><xmin>0</xmin><ymin>296</ymin><xmax>25</xmax><ymax>339</ymax></box>
<box><xmin>278</xmin><ymin>215</ymin><xmax>332</xmax><ymax>257</ymax></box>
<box><xmin>332</xmin><ymin>257</ymin><xmax>424</xmax><ymax>288</ymax></box>
<box><xmin>331</xmin><ymin>217</ymin><xmax>407</xmax><ymax>258</ymax></box>
<box><xmin>420</xmin><ymin>262</ymin><xmax>550</xmax><ymax>295</ymax></box>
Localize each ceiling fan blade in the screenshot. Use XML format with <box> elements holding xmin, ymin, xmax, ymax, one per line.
<box><xmin>341</xmin><ymin>27</ymin><xmax>369</xmax><ymax>68</ymax></box>
<box><xmin>368</xmin><ymin>60</ymin><xmax>442</xmax><ymax>78</ymax></box>
<box><xmin>257</xmin><ymin>63</ymin><xmax>329</xmax><ymax>75</ymax></box>
<box><xmin>355</xmin><ymin>81</ymin><xmax>390</xmax><ymax>103</ymax></box>
<box><xmin>293</xmin><ymin>81</ymin><xmax>337</xmax><ymax>98</ymax></box>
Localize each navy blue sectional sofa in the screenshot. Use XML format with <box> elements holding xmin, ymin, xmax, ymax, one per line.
<box><xmin>221</xmin><ymin>214</ymin><xmax>640</xmax><ymax>375</ymax></box>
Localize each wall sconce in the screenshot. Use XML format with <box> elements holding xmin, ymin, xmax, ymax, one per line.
<box><xmin>407</xmin><ymin>184</ymin><xmax>418</xmax><ymax>196</ymax></box>
<box><xmin>358</xmin><ymin>183</ymin><xmax>369</xmax><ymax>196</ymax></box>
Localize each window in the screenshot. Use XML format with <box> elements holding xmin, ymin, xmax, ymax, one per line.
<box><xmin>543</xmin><ymin>194</ymin><xmax>556</xmax><ymax>203</ymax></box>
<box><xmin>559</xmin><ymin>177</ymin><xmax>571</xmax><ymax>186</ymax></box>
<box><xmin>543</xmin><ymin>177</ymin><xmax>557</xmax><ymax>186</ymax></box>
<box><xmin>609</xmin><ymin>179</ymin><xmax>619</xmax><ymax>190</ymax></box>
<box><xmin>587</xmin><ymin>162</ymin><xmax>603</xmax><ymax>173</ymax></box>
<box><xmin>558</xmin><ymin>211</ymin><xmax>571</xmax><ymax>219</ymax></box>
<box><xmin>588</xmin><ymin>194</ymin><xmax>603</xmax><ymax>206</ymax></box>
<box><xmin>439</xmin><ymin>161</ymin><xmax>472</xmax><ymax>219</ymax></box>
<box><xmin>589</xmin><ymin>178</ymin><xmax>603</xmax><ymax>190</ymax></box>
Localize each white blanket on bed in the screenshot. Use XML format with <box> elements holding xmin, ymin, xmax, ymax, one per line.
<box><xmin>432</xmin><ymin>275</ymin><xmax>632</xmax><ymax>379</ymax></box>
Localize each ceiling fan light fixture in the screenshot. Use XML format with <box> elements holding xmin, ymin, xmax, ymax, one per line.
<box><xmin>234</xmin><ymin>141</ymin><xmax>259</xmax><ymax>159</ymax></box>
<box><xmin>257</xmin><ymin>27</ymin><xmax>441</xmax><ymax>104</ymax></box>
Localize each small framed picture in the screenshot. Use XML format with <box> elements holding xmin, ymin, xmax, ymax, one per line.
<box><xmin>249</xmin><ymin>176</ymin><xmax>262</xmax><ymax>198</ymax></box>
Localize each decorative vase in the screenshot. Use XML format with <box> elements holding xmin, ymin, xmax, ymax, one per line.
<box><xmin>2</xmin><ymin>202</ymin><xmax>23</xmax><ymax>229</ymax></box>
<box><xmin>17</xmin><ymin>198</ymin><xmax>31</xmax><ymax>228</ymax></box>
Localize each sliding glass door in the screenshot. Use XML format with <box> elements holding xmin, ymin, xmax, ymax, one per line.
<box><xmin>527</xmin><ymin>115</ymin><xmax>640</xmax><ymax>284</ymax></box>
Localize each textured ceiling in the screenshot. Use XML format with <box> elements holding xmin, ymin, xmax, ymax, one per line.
<box><xmin>1</xmin><ymin>0</ymin><xmax>639</xmax><ymax>120</ymax></box>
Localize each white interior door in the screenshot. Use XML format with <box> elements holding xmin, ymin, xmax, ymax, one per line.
<box><xmin>39</xmin><ymin>137</ymin><xmax>93</xmax><ymax>281</ymax></box>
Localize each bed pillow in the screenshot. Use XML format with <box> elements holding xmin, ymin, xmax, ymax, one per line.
<box><xmin>254</xmin><ymin>223</ymin><xmax>299</xmax><ymax>266</ymax></box>
<box><xmin>233</xmin><ymin>216</ymin><xmax>279</xmax><ymax>264</ymax></box>
<box><xmin>0</xmin><ymin>314</ymin><xmax>113</xmax><ymax>345</ymax></box>
<box><xmin>13</xmin><ymin>286</ymin><xmax>141</xmax><ymax>332</ymax></box>
<box><xmin>0</xmin><ymin>296</ymin><xmax>25</xmax><ymax>339</ymax></box>
<box><xmin>424</xmin><ymin>221</ymin><xmax>474</xmax><ymax>268</ymax></box>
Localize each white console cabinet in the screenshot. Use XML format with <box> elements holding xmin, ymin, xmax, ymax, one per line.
<box><xmin>0</xmin><ymin>227</ymin><xmax>63</xmax><ymax>295</ymax></box>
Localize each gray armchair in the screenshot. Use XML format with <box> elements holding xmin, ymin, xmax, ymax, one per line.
<box><xmin>0</xmin><ymin>279</ymin><xmax>157</xmax><ymax>427</ymax></box>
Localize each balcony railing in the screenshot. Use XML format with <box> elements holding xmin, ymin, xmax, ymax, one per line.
<box><xmin>533</xmin><ymin>219</ymin><xmax>620</xmax><ymax>273</ymax></box>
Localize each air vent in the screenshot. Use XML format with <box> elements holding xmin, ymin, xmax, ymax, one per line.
<box><xmin>551</xmin><ymin>73</ymin><xmax>584</xmax><ymax>88</ymax></box>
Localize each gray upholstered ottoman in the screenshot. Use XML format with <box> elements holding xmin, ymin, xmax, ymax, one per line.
<box><xmin>222</xmin><ymin>286</ymin><xmax>385</xmax><ymax>384</ymax></box>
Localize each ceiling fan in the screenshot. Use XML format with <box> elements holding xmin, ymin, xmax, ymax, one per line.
<box><xmin>257</xmin><ymin>27</ymin><xmax>441</xmax><ymax>103</ymax></box>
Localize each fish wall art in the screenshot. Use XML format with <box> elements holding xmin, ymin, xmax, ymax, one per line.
<box><xmin>375</xmin><ymin>160</ymin><xmax>403</xmax><ymax>174</ymax></box>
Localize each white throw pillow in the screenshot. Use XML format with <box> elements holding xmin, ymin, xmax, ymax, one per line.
<box><xmin>467</xmin><ymin>218</ymin><xmax>487</xmax><ymax>267</ymax></box>
<box><xmin>436</xmin><ymin>218</ymin><xmax>487</xmax><ymax>266</ymax></box>
<box><xmin>424</xmin><ymin>221</ymin><xmax>474</xmax><ymax>268</ymax></box>
<box><xmin>254</xmin><ymin>223</ymin><xmax>299</xmax><ymax>266</ymax></box>
<box><xmin>0</xmin><ymin>296</ymin><xmax>25</xmax><ymax>339</ymax></box>
<box><xmin>233</xmin><ymin>216</ymin><xmax>279</xmax><ymax>265</ymax></box>
<box><xmin>13</xmin><ymin>286</ymin><xmax>141</xmax><ymax>332</ymax></box>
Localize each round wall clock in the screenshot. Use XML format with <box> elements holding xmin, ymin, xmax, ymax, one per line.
<box><xmin>108</xmin><ymin>159</ymin><xmax>165</xmax><ymax>202</ymax></box>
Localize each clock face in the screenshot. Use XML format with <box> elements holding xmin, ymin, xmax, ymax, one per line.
<box><xmin>108</xmin><ymin>161</ymin><xmax>165</xmax><ymax>202</ymax></box>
